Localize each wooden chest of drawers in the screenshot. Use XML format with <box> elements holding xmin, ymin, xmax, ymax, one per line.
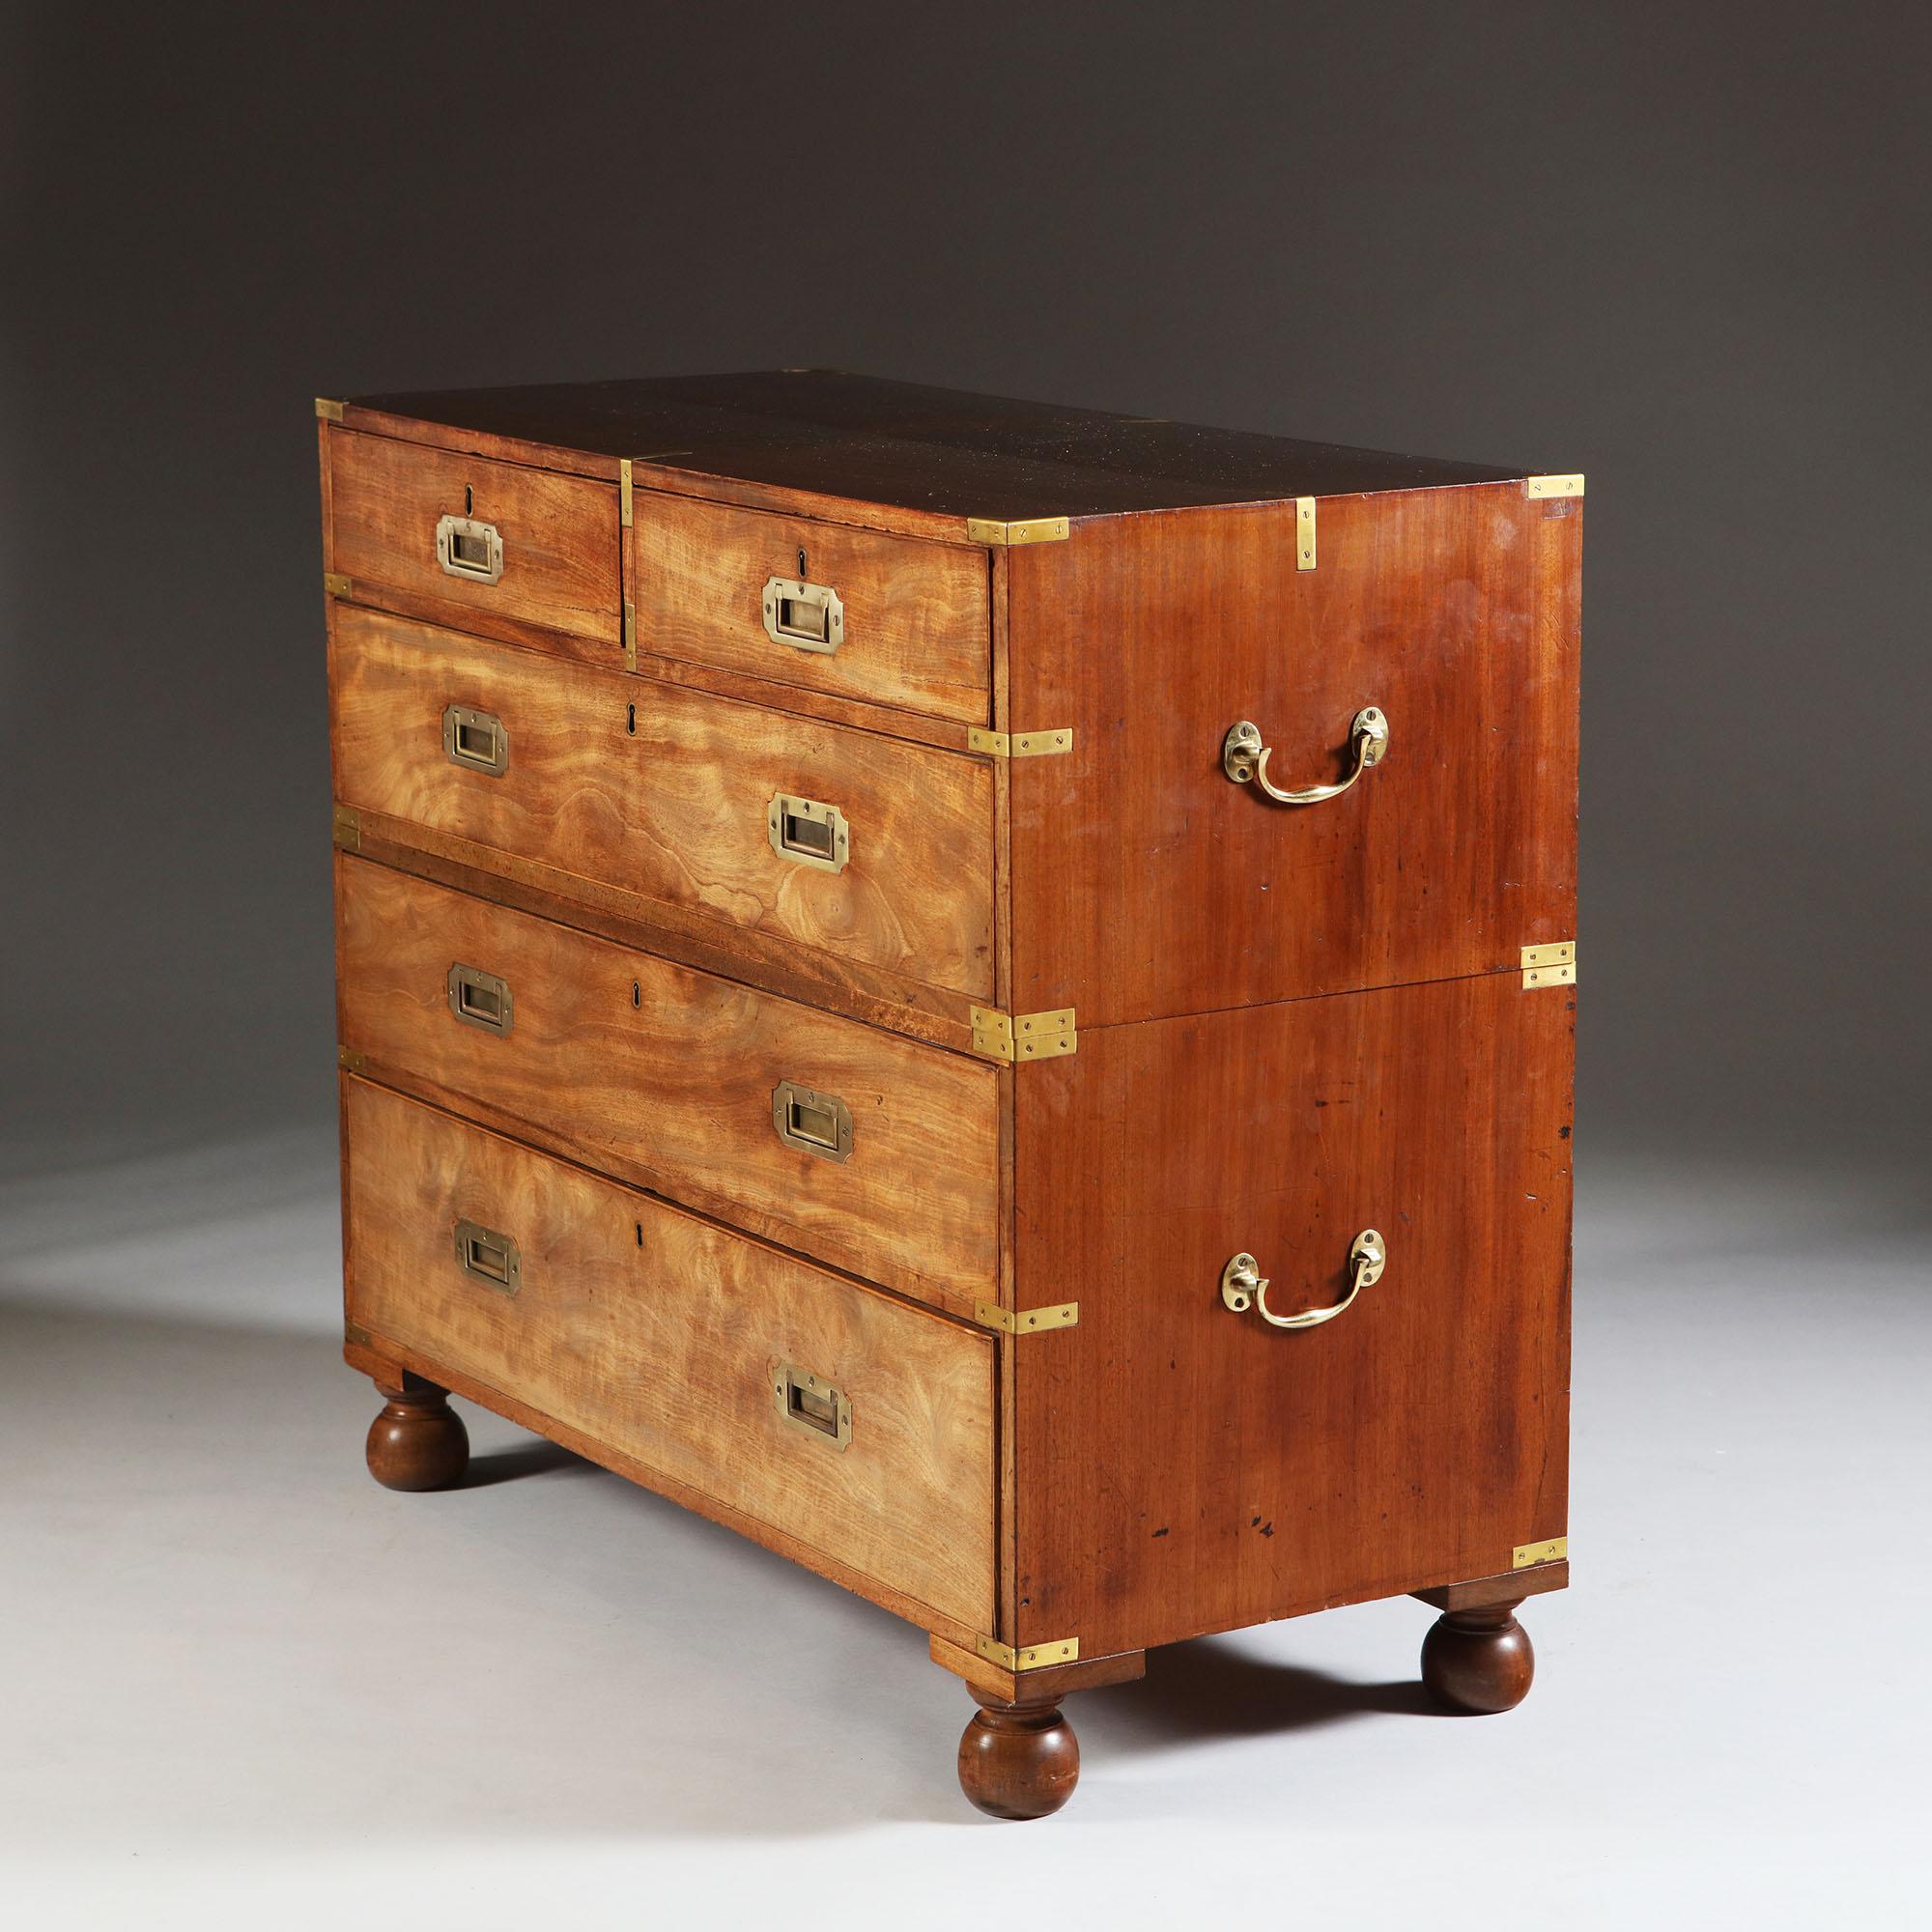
<box><xmin>320</xmin><ymin>372</ymin><xmax>1578</xmax><ymax>1818</ymax></box>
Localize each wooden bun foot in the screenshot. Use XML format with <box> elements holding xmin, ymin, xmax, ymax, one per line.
<box><xmin>365</xmin><ymin>1378</ymin><xmax>469</xmax><ymax>1492</ymax></box>
<box><xmin>956</xmin><ymin>1700</ymin><xmax>1079</xmax><ymax>1820</ymax></box>
<box><xmin>1421</xmin><ymin>1599</ymin><xmax>1534</xmax><ymax>1714</ymax></box>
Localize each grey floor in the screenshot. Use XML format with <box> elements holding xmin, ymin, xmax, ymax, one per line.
<box><xmin>2</xmin><ymin>1127</ymin><xmax>1926</xmax><ymax>1930</ymax></box>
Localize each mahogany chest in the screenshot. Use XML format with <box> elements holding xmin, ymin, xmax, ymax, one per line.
<box><xmin>320</xmin><ymin>371</ymin><xmax>1578</xmax><ymax>1818</ymax></box>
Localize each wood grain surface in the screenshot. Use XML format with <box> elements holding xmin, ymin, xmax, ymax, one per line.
<box><xmin>632</xmin><ymin>491</ymin><xmax>991</xmax><ymax>723</ymax></box>
<box><xmin>1009</xmin><ymin>969</ymin><xmax>1574</xmax><ymax>1657</ymax></box>
<box><xmin>329</xmin><ymin>605</ymin><xmax>997</xmax><ymax>1002</ymax></box>
<box><xmin>339</xmin><ymin>371</ymin><xmax>1527</xmax><ymax>525</ymax></box>
<box><xmin>1005</xmin><ymin>484</ymin><xmax>1580</xmax><ymax>1025</ymax></box>
<box><xmin>335</xmin><ymin>857</ymin><xmax>1000</xmax><ymax>1313</ymax></box>
<box><xmin>327</xmin><ymin>427</ymin><xmax>621</xmax><ymax>644</ymax></box>
<box><xmin>344</xmin><ymin>1078</ymin><xmax>997</xmax><ymax>1633</ymax></box>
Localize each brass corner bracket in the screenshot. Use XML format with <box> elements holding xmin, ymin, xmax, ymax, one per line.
<box><xmin>1525</xmin><ymin>473</ymin><xmax>1585</xmax><ymax>499</ymax></box>
<box><xmin>337</xmin><ymin>1045</ymin><xmax>365</xmax><ymax>1072</ymax></box>
<box><xmin>315</xmin><ymin>397</ymin><xmax>345</xmax><ymax>421</ymax></box>
<box><xmin>622</xmin><ymin>600</ymin><xmax>638</xmax><ymax>670</ymax></box>
<box><xmin>970</xmin><ymin>1006</ymin><xmax>1076</xmax><ymax>1063</ymax></box>
<box><xmin>323</xmin><ymin>571</ymin><xmax>351</xmax><ymax>598</ymax></box>
<box><xmin>1294</xmin><ymin>496</ymin><xmax>1317</xmax><ymax>570</ymax></box>
<box><xmin>976</xmin><ymin>1634</ymin><xmax>1080</xmax><ymax>1672</ymax></box>
<box><xmin>1520</xmin><ymin>940</ymin><xmax>1577</xmax><ymax>989</ymax></box>
<box><xmin>975</xmin><ymin>1299</ymin><xmax>1078</xmax><ymax>1337</ymax></box>
<box><xmin>619</xmin><ymin>458</ymin><xmax>634</xmax><ymax>527</ymax></box>
<box><xmin>965</xmin><ymin>516</ymin><xmax>1070</xmax><ymax>547</ymax></box>
<box><xmin>966</xmin><ymin>726</ymin><xmax>1073</xmax><ymax>758</ymax></box>
<box><xmin>1513</xmin><ymin>1536</ymin><xmax>1568</xmax><ymax>1570</ymax></box>
<box><xmin>331</xmin><ymin>805</ymin><xmax>360</xmax><ymax>851</ymax></box>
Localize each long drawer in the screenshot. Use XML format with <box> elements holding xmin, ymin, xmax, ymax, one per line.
<box><xmin>329</xmin><ymin>604</ymin><xmax>997</xmax><ymax>1004</ymax></box>
<box><xmin>335</xmin><ymin>858</ymin><xmax>1000</xmax><ymax>1313</ymax></box>
<box><xmin>343</xmin><ymin>1078</ymin><xmax>997</xmax><ymax>1634</ymax></box>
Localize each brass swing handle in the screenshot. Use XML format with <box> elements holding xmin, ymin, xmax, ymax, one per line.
<box><xmin>1221</xmin><ymin>1230</ymin><xmax>1386</xmax><ymax>1330</ymax></box>
<box><xmin>1223</xmin><ymin>707</ymin><xmax>1388</xmax><ymax>805</ymax></box>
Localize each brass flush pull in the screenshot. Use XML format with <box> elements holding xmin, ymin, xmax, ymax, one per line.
<box><xmin>762</xmin><ymin>575</ymin><xmax>844</xmax><ymax>654</ymax></box>
<box><xmin>1223</xmin><ymin>707</ymin><xmax>1388</xmax><ymax>806</ymax></box>
<box><xmin>772</xmin><ymin>1362</ymin><xmax>851</xmax><ymax>1449</ymax></box>
<box><xmin>1222</xmin><ymin>1229</ymin><xmax>1385</xmax><ymax>1330</ymax></box>
<box><xmin>435</xmin><ymin>514</ymin><xmax>504</xmax><ymax>584</ymax></box>
<box><xmin>453</xmin><ymin>1218</ymin><xmax>521</xmax><ymax>1293</ymax></box>
<box><xmin>442</xmin><ymin>703</ymin><xmax>508</xmax><ymax>776</ymax></box>
<box><xmin>446</xmin><ymin>963</ymin><xmax>512</xmax><ymax>1036</ymax></box>
<box><xmin>772</xmin><ymin>1081</ymin><xmax>854</xmax><ymax>1162</ymax></box>
<box><xmin>767</xmin><ymin>793</ymin><xmax>850</xmax><ymax>873</ymax></box>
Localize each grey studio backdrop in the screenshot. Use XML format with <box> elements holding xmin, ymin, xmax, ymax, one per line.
<box><xmin>4</xmin><ymin>6</ymin><xmax>1926</xmax><ymax>1173</ymax></box>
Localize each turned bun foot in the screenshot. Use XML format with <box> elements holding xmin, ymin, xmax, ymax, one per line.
<box><xmin>957</xmin><ymin>1701</ymin><xmax>1079</xmax><ymax>1820</ymax></box>
<box><xmin>365</xmin><ymin>1378</ymin><xmax>469</xmax><ymax>1492</ymax></box>
<box><xmin>1421</xmin><ymin>1600</ymin><xmax>1535</xmax><ymax>1714</ymax></box>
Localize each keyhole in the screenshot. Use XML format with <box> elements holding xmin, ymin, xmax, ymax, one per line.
<box><xmin>626</xmin><ymin>701</ymin><xmax>636</xmax><ymax>735</ymax></box>
<box><xmin>635</xmin><ymin>1222</ymin><xmax>643</xmax><ymax>1246</ymax></box>
<box><xmin>797</xmin><ymin>546</ymin><xmax>808</xmax><ymax>580</ymax></box>
<box><xmin>631</xmin><ymin>980</ymin><xmax>640</xmax><ymax>1008</ymax></box>
<box><xmin>465</xmin><ymin>484</ymin><xmax>473</xmax><ymax>515</ymax></box>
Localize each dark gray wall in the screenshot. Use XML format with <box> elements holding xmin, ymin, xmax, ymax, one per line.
<box><xmin>5</xmin><ymin>2</ymin><xmax>1926</xmax><ymax>1168</ymax></box>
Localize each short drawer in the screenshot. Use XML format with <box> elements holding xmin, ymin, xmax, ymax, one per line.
<box><xmin>330</xmin><ymin>605</ymin><xmax>996</xmax><ymax>1003</ymax></box>
<box><xmin>327</xmin><ymin>428</ymin><xmax>622</xmax><ymax>646</ymax></box>
<box><xmin>336</xmin><ymin>859</ymin><xmax>1000</xmax><ymax>1312</ymax></box>
<box><xmin>343</xmin><ymin>1078</ymin><xmax>996</xmax><ymax>1633</ymax></box>
<box><xmin>632</xmin><ymin>493</ymin><xmax>990</xmax><ymax>723</ymax></box>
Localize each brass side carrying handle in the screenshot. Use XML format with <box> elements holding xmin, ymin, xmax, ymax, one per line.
<box><xmin>1223</xmin><ymin>707</ymin><xmax>1388</xmax><ymax>805</ymax></box>
<box><xmin>436</xmin><ymin>514</ymin><xmax>503</xmax><ymax>584</ymax></box>
<box><xmin>1222</xmin><ymin>1229</ymin><xmax>1385</xmax><ymax>1330</ymax></box>
<box><xmin>762</xmin><ymin>576</ymin><xmax>844</xmax><ymax>654</ymax></box>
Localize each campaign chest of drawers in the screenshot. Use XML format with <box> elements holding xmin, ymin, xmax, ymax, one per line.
<box><xmin>319</xmin><ymin>372</ymin><xmax>1579</xmax><ymax>1819</ymax></box>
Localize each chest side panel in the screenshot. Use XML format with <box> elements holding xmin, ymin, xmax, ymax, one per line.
<box><xmin>1010</xmin><ymin>971</ymin><xmax>1574</xmax><ymax>1658</ymax></box>
<box><xmin>1005</xmin><ymin>488</ymin><xmax>1580</xmax><ymax>1026</ymax></box>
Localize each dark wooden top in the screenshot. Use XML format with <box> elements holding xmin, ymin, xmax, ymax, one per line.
<box><xmin>345</xmin><ymin>371</ymin><xmax>1527</xmax><ymax>520</ymax></box>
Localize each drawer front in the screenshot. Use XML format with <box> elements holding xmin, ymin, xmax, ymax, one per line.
<box><xmin>328</xmin><ymin>429</ymin><xmax>622</xmax><ymax>645</ymax></box>
<box><xmin>336</xmin><ymin>859</ymin><xmax>1000</xmax><ymax>1312</ymax></box>
<box><xmin>633</xmin><ymin>494</ymin><xmax>990</xmax><ymax>723</ymax></box>
<box><xmin>1011</xmin><ymin>970</ymin><xmax>1574</xmax><ymax>1657</ymax></box>
<box><xmin>344</xmin><ymin>1078</ymin><xmax>996</xmax><ymax>1633</ymax></box>
<box><xmin>1006</xmin><ymin>485</ymin><xmax>1580</xmax><ymax>1024</ymax></box>
<box><xmin>330</xmin><ymin>606</ymin><xmax>996</xmax><ymax>1001</ymax></box>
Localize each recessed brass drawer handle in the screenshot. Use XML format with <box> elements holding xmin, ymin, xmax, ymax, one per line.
<box><xmin>446</xmin><ymin>963</ymin><xmax>512</xmax><ymax>1036</ymax></box>
<box><xmin>762</xmin><ymin>575</ymin><xmax>844</xmax><ymax>654</ymax></box>
<box><xmin>442</xmin><ymin>703</ymin><xmax>508</xmax><ymax>776</ymax></box>
<box><xmin>1223</xmin><ymin>706</ymin><xmax>1388</xmax><ymax>805</ymax></box>
<box><xmin>772</xmin><ymin>1362</ymin><xmax>851</xmax><ymax>1449</ymax></box>
<box><xmin>772</xmin><ymin>1081</ymin><xmax>854</xmax><ymax>1162</ymax></box>
<box><xmin>767</xmin><ymin>793</ymin><xmax>850</xmax><ymax>873</ymax></box>
<box><xmin>436</xmin><ymin>514</ymin><xmax>503</xmax><ymax>584</ymax></box>
<box><xmin>1222</xmin><ymin>1229</ymin><xmax>1385</xmax><ymax>1330</ymax></box>
<box><xmin>454</xmin><ymin>1218</ymin><xmax>522</xmax><ymax>1294</ymax></box>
